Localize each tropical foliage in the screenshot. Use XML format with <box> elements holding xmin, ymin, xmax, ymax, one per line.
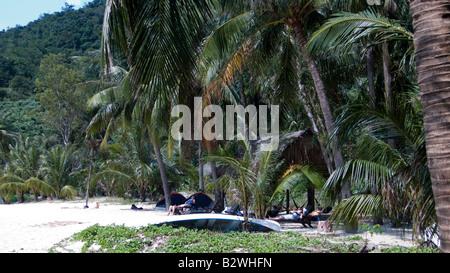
<box><xmin>1</xmin><ymin>0</ymin><xmax>449</xmax><ymax>251</ymax></box>
<box><xmin>55</xmin><ymin>223</ymin><xmax>437</xmax><ymax>253</ymax></box>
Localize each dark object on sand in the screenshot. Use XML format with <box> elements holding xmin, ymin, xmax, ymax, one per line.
<box><xmin>155</xmin><ymin>192</ymin><xmax>187</xmax><ymax>208</ymax></box>
<box><xmin>131</xmin><ymin>204</ymin><xmax>143</xmax><ymax>210</ymax></box>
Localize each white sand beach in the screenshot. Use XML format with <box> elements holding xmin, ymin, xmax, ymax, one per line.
<box><xmin>0</xmin><ymin>197</ymin><xmax>169</xmax><ymax>253</ymax></box>
<box><xmin>0</xmin><ymin>197</ymin><xmax>417</xmax><ymax>253</ymax></box>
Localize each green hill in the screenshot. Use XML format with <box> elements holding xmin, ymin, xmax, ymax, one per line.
<box><xmin>0</xmin><ymin>0</ymin><xmax>105</xmax><ymax>90</ymax></box>
<box><xmin>0</xmin><ymin>0</ymin><xmax>105</xmax><ymax>143</ymax></box>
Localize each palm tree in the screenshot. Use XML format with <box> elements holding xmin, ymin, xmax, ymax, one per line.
<box><xmin>409</xmin><ymin>0</ymin><xmax>450</xmax><ymax>253</ymax></box>
<box><xmin>86</xmin><ymin>66</ymin><xmax>178</xmax><ymax>206</ymax></box>
<box><xmin>100</xmin><ymin>0</ymin><xmax>214</xmax><ymax>209</ymax></box>
<box><xmin>279</xmin><ymin>164</ymin><xmax>328</xmax><ymax>210</ymax></box>
<box><xmin>307</xmin><ymin>0</ymin><xmax>441</xmax><ymax>244</ymax></box>
<box><xmin>308</xmin><ymin>1</ymin><xmax>416</xmax><ymax>150</ymax></box>
<box><xmin>307</xmin><ymin>3</ymin><xmax>415</xmax><ymax>121</ymax></box>
<box><xmin>0</xmin><ymin>174</ymin><xmax>27</xmax><ymax>203</ymax></box>
<box><xmin>201</xmin><ymin>0</ymin><xmax>347</xmax><ymax>196</ymax></box>
<box><xmin>321</xmin><ymin>91</ymin><xmax>435</xmax><ymax>238</ymax></box>
<box><xmin>93</xmin><ymin>122</ymin><xmax>181</xmax><ymax>202</ymax></box>
<box><xmin>0</xmin><ymin>120</ymin><xmax>17</xmax><ymax>165</ymax></box>
<box><xmin>42</xmin><ymin>145</ymin><xmax>78</xmax><ymax>199</ymax></box>
<box><xmin>85</xmin><ymin>138</ymin><xmax>101</xmax><ymax>208</ymax></box>
<box><xmin>209</xmin><ymin>140</ymin><xmax>256</xmax><ymax>225</ymax></box>
<box><xmin>209</xmin><ymin>139</ymin><xmax>327</xmax><ymax>220</ymax></box>
<box><xmin>0</xmin><ymin>137</ymin><xmax>54</xmax><ymax>202</ymax></box>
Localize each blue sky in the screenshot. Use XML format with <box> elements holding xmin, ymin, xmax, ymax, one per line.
<box><xmin>0</xmin><ymin>0</ymin><xmax>94</xmax><ymax>31</ymax></box>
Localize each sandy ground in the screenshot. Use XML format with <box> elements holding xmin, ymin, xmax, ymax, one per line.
<box><xmin>0</xmin><ymin>197</ymin><xmax>417</xmax><ymax>253</ymax></box>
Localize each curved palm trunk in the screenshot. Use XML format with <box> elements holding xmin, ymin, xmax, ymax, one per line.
<box><xmin>291</xmin><ymin>22</ymin><xmax>350</xmax><ymax>198</ymax></box>
<box><xmin>410</xmin><ymin>0</ymin><xmax>450</xmax><ymax>253</ymax></box>
<box><xmin>151</xmin><ymin>138</ymin><xmax>171</xmax><ymax>210</ymax></box>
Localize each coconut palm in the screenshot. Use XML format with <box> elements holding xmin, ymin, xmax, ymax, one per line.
<box><xmin>209</xmin><ymin>139</ymin><xmax>328</xmax><ymax>220</ymax></box>
<box><xmin>42</xmin><ymin>145</ymin><xmax>78</xmax><ymax>199</ymax></box>
<box><xmin>0</xmin><ymin>120</ymin><xmax>17</xmax><ymax>165</ymax></box>
<box><xmin>308</xmin><ymin>8</ymin><xmax>414</xmax><ymax>55</ymax></box>
<box><xmin>100</xmin><ymin>0</ymin><xmax>214</xmax><ymax>209</ymax></box>
<box><xmin>209</xmin><ymin>140</ymin><xmax>256</xmax><ymax>224</ymax></box>
<box><xmin>0</xmin><ymin>137</ymin><xmax>55</xmax><ymax>202</ymax></box>
<box><xmin>278</xmin><ymin>164</ymin><xmax>328</xmax><ymax>210</ymax></box>
<box><xmin>0</xmin><ymin>174</ymin><xmax>27</xmax><ymax>203</ymax></box>
<box><xmin>306</xmin><ymin>0</ymin><xmax>438</xmax><ymax>241</ymax></box>
<box><xmin>307</xmin><ymin>2</ymin><xmax>415</xmax><ymax>119</ymax></box>
<box><xmin>86</xmin><ymin>67</ymin><xmax>134</xmax><ymax>147</ymax></box>
<box><xmin>93</xmin><ymin>122</ymin><xmax>182</xmax><ymax>202</ymax></box>
<box><xmin>321</xmin><ymin>89</ymin><xmax>435</xmax><ymax>238</ymax></box>
<box><xmin>85</xmin><ymin>138</ymin><xmax>101</xmax><ymax>208</ymax></box>
<box><xmin>409</xmin><ymin>0</ymin><xmax>450</xmax><ymax>253</ymax></box>
<box><xmin>201</xmin><ymin>0</ymin><xmax>347</xmax><ymax>196</ymax></box>
<box><xmin>86</xmin><ymin>66</ymin><xmax>180</xmax><ymax>205</ymax></box>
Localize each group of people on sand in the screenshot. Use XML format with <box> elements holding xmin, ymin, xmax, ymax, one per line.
<box><xmin>165</xmin><ymin>195</ymin><xmax>324</xmax><ymax>221</ymax></box>
<box><xmin>268</xmin><ymin>206</ymin><xmax>323</xmax><ymax>222</ymax></box>
<box><xmin>167</xmin><ymin>196</ymin><xmax>196</xmax><ymax>216</ymax></box>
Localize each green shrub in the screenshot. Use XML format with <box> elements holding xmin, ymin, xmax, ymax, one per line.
<box><xmin>63</xmin><ymin>224</ymin><xmax>435</xmax><ymax>253</ymax></box>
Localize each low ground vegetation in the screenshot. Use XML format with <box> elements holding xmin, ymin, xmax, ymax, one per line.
<box><xmin>50</xmin><ymin>224</ymin><xmax>438</xmax><ymax>253</ymax></box>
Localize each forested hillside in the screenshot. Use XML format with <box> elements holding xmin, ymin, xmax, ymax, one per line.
<box><xmin>0</xmin><ymin>0</ymin><xmax>104</xmax><ymax>92</ymax></box>
<box><xmin>0</xmin><ymin>0</ymin><xmax>105</xmax><ymax>140</ymax></box>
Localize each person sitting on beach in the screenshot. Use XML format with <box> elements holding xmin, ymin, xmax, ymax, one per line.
<box><xmin>308</xmin><ymin>207</ymin><xmax>323</xmax><ymax>220</ymax></box>
<box><xmin>131</xmin><ymin>204</ymin><xmax>143</xmax><ymax>210</ymax></box>
<box><xmin>268</xmin><ymin>208</ymin><xmax>303</xmax><ymax>221</ymax></box>
<box><xmin>167</xmin><ymin>196</ymin><xmax>196</xmax><ymax>216</ymax></box>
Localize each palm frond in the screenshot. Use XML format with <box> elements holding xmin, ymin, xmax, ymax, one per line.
<box><xmin>24</xmin><ymin>177</ymin><xmax>55</xmax><ymax>196</ymax></box>
<box><xmin>0</xmin><ymin>174</ymin><xmax>26</xmax><ymax>192</ymax></box>
<box><xmin>308</xmin><ymin>9</ymin><xmax>413</xmax><ymax>55</ymax></box>
<box><xmin>322</xmin><ymin>159</ymin><xmax>396</xmax><ymax>200</ymax></box>
<box><xmin>60</xmin><ymin>185</ymin><xmax>78</xmax><ymax>199</ymax></box>
<box><xmin>332</xmin><ymin>103</ymin><xmax>419</xmax><ymax>148</ymax></box>
<box><xmin>272</xmin><ymin>25</ymin><xmax>302</xmax><ymax>118</ymax></box>
<box><xmin>329</xmin><ymin>194</ymin><xmax>383</xmax><ymax>225</ymax></box>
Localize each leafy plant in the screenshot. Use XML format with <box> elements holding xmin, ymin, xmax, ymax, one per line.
<box><xmin>358</xmin><ymin>223</ymin><xmax>384</xmax><ymax>244</ymax></box>
<box><xmin>42</xmin><ymin>144</ymin><xmax>79</xmax><ymax>199</ymax></box>
<box><xmin>57</xmin><ymin>224</ymin><xmax>435</xmax><ymax>253</ymax></box>
<box><xmin>0</xmin><ymin>136</ymin><xmax>54</xmax><ymax>201</ymax></box>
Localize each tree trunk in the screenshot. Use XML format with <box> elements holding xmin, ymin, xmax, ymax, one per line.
<box><xmin>240</xmin><ymin>75</ymin><xmax>249</xmax><ymax>140</ymax></box>
<box><xmin>211</xmin><ymin>161</ymin><xmax>224</xmax><ymax>211</ymax></box>
<box><xmin>33</xmin><ymin>191</ymin><xmax>39</xmax><ymax>202</ymax></box>
<box><xmin>85</xmin><ymin>147</ymin><xmax>94</xmax><ymax>208</ymax></box>
<box><xmin>205</xmin><ymin>138</ymin><xmax>224</xmax><ymax>212</ymax></box>
<box><xmin>382</xmin><ymin>43</ymin><xmax>393</xmax><ymax>114</ymax></box>
<box><xmin>138</xmin><ymin>181</ymin><xmax>147</xmax><ymax>202</ymax></box>
<box><xmin>409</xmin><ymin>0</ymin><xmax>450</xmax><ymax>253</ymax></box>
<box><xmin>17</xmin><ymin>190</ymin><xmax>24</xmax><ymax>203</ymax></box>
<box><xmin>85</xmin><ymin>139</ymin><xmax>100</xmax><ymax>208</ymax></box>
<box><xmin>382</xmin><ymin>42</ymin><xmax>396</xmax><ymax>149</ymax></box>
<box><xmin>367</xmin><ymin>47</ymin><xmax>376</xmax><ymax>107</ymax></box>
<box><xmin>151</xmin><ymin>137</ymin><xmax>171</xmax><ymax>210</ymax></box>
<box><xmin>291</xmin><ymin>22</ymin><xmax>350</xmax><ymax>198</ymax></box>
<box><xmin>298</xmin><ymin>85</ymin><xmax>334</xmax><ymax>174</ymax></box>
<box><xmin>307</xmin><ymin>186</ymin><xmax>315</xmax><ymax>211</ymax></box>
<box><xmin>198</xmin><ymin>140</ymin><xmax>204</xmax><ymax>192</ymax></box>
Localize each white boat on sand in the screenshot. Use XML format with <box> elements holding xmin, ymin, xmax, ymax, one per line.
<box><xmin>154</xmin><ymin>213</ymin><xmax>280</xmax><ymax>232</ymax></box>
